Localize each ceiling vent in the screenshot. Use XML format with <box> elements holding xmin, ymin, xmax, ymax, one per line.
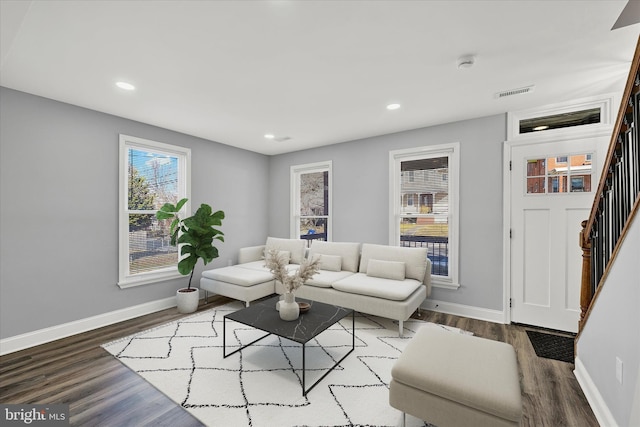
<box><xmin>494</xmin><ymin>85</ymin><xmax>535</xmax><ymax>99</ymax></box>
<box><xmin>274</xmin><ymin>136</ymin><xmax>291</xmax><ymax>142</ymax></box>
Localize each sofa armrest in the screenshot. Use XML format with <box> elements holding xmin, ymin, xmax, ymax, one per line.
<box><xmin>423</xmin><ymin>258</ymin><xmax>432</xmax><ymax>298</ymax></box>
<box><xmin>238</xmin><ymin>245</ymin><xmax>265</xmax><ymax>264</ymax></box>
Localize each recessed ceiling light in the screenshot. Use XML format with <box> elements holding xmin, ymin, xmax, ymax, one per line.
<box><xmin>533</xmin><ymin>125</ymin><xmax>550</xmax><ymax>131</ymax></box>
<box><xmin>264</xmin><ymin>134</ymin><xmax>275</xmax><ymax>140</ymax></box>
<box><xmin>115</xmin><ymin>81</ymin><xmax>136</xmax><ymax>91</ymax></box>
<box><xmin>386</xmin><ymin>103</ymin><xmax>401</xmax><ymax>110</ymax></box>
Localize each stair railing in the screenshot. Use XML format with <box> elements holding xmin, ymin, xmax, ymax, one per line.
<box><xmin>579</xmin><ymin>35</ymin><xmax>640</xmax><ymax>332</ymax></box>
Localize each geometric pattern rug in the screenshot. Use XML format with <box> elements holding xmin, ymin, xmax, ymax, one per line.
<box><xmin>102</xmin><ymin>301</ymin><xmax>470</xmax><ymax>427</ymax></box>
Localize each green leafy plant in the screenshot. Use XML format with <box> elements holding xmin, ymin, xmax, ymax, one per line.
<box><xmin>156</xmin><ymin>198</ymin><xmax>225</xmax><ymax>289</ymax></box>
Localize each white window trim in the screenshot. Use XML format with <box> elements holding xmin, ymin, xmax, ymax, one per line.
<box><xmin>507</xmin><ymin>94</ymin><xmax>615</xmax><ymax>142</ymax></box>
<box><xmin>290</xmin><ymin>161</ymin><xmax>332</xmax><ymax>241</ymax></box>
<box><xmin>118</xmin><ymin>134</ymin><xmax>191</xmax><ymax>289</ymax></box>
<box><xmin>389</xmin><ymin>143</ymin><xmax>460</xmax><ymax>289</ymax></box>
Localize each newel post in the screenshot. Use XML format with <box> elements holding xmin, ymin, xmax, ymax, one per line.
<box><xmin>579</xmin><ymin>220</ymin><xmax>592</xmax><ymax>331</ymax></box>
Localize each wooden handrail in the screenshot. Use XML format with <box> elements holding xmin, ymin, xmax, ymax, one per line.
<box><xmin>579</xmin><ymin>35</ymin><xmax>640</xmax><ymax>333</ymax></box>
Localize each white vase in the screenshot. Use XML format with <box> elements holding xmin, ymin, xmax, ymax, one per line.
<box><xmin>279</xmin><ymin>292</ymin><xmax>299</xmax><ymax>321</ymax></box>
<box><xmin>275</xmin><ymin>294</ymin><xmax>284</xmax><ymax>311</ymax></box>
<box><xmin>176</xmin><ymin>287</ymin><xmax>199</xmax><ymax>313</ymax></box>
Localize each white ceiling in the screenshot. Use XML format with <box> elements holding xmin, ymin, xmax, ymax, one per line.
<box><xmin>1</xmin><ymin>1</ymin><xmax>638</xmax><ymax>155</ymax></box>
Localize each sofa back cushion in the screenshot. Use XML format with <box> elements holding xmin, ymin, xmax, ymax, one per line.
<box><xmin>308</xmin><ymin>241</ymin><xmax>361</xmax><ymax>272</ymax></box>
<box><xmin>265</xmin><ymin>237</ymin><xmax>306</xmax><ymax>265</ymax></box>
<box><xmin>315</xmin><ymin>254</ymin><xmax>343</xmax><ymax>272</ymax></box>
<box><xmin>359</xmin><ymin>243</ymin><xmax>428</xmax><ymax>282</ymax></box>
<box><xmin>367</xmin><ymin>259</ymin><xmax>406</xmax><ymax>281</ymax></box>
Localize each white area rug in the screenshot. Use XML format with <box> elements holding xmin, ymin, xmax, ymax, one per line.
<box><xmin>102</xmin><ymin>301</ymin><xmax>470</xmax><ymax>427</ymax></box>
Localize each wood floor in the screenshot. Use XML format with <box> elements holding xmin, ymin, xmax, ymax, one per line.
<box><xmin>0</xmin><ymin>296</ymin><xmax>598</xmax><ymax>427</ymax></box>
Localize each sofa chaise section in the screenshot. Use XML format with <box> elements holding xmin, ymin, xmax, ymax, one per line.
<box><xmin>200</xmin><ymin>237</ymin><xmax>306</xmax><ymax>307</ymax></box>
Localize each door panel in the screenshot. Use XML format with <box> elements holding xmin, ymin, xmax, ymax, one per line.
<box><xmin>510</xmin><ymin>137</ymin><xmax>605</xmax><ymax>332</ymax></box>
<box><xmin>523</xmin><ymin>209</ymin><xmax>551</xmax><ymax>307</ymax></box>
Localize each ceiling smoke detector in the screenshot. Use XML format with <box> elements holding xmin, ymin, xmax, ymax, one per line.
<box><xmin>456</xmin><ymin>55</ymin><xmax>475</xmax><ymax>69</ymax></box>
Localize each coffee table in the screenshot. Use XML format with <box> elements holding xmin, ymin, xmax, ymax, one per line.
<box><xmin>223</xmin><ymin>295</ymin><xmax>355</xmax><ymax>396</ymax></box>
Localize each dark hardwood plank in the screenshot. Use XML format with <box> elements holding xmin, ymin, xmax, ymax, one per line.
<box><xmin>1</xmin><ymin>297</ymin><xmax>598</xmax><ymax>426</ymax></box>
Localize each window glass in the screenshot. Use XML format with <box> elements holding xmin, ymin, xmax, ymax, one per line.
<box><xmin>391</xmin><ymin>143</ymin><xmax>459</xmax><ymax>286</ymax></box>
<box><xmin>519</xmin><ymin>107</ymin><xmax>601</xmax><ymax>134</ymax></box>
<box><xmin>127</xmin><ymin>149</ymin><xmax>180</xmax><ymax>274</ymax></box>
<box><xmin>291</xmin><ymin>162</ymin><xmax>331</xmax><ymax>246</ymax></box>
<box><xmin>119</xmin><ymin>135</ymin><xmax>190</xmax><ymax>288</ymax></box>
<box><xmin>400</xmin><ymin>156</ymin><xmax>449</xmax><ymax>276</ymax></box>
<box><xmin>526</xmin><ymin>153</ymin><xmax>593</xmax><ymax>194</ymax></box>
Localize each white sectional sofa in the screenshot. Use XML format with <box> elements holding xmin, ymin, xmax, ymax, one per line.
<box><xmin>200</xmin><ymin>237</ymin><xmax>432</xmax><ymax>336</ymax></box>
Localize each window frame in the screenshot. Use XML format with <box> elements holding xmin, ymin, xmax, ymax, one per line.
<box><xmin>507</xmin><ymin>96</ymin><xmax>613</xmax><ymax>141</ymax></box>
<box><xmin>290</xmin><ymin>161</ymin><xmax>332</xmax><ymax>243</ymax></box>
<box><xmin>118</xmin><ymin>134</ymin><xmax>191</xmax><ymax>288</ymax></box>
<box><xmin>389</xmin><ymin>143</ymin><xmax>460</xmax><ymax>289</ymax></box>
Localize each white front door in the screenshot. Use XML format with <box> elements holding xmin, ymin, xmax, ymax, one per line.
<box><xmin>510</xmin><ymin>137</ymin><xmax>606</xmax><ymax>332</ymax></box>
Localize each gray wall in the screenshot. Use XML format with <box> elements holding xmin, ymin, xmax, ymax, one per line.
<box><xmin>0</xmin><ymin>87</ymin><xmax>270</xmax><ymax>339</ymax></box>
<box><xmin>576</xmin><ymin>214</ymin><xmax>640</xmax><ymax>427</ymax></box>
<box><xmin>269</xmin><ymin>114</ymin><xmax>506</xmax><ymax>310</ymax></box>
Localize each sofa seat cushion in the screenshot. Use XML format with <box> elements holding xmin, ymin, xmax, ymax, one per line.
<box><xmin>331</xmin><ymin>273</ymin><xmax>422</xmax><ymax>301</ymax></box>
<box><xmin>201</xmin><ymin>266</ymin><xmax>274</xmax><ymax>287</ymax></box>
<box><xmin>305</xmin><ymin>270</ymin><xmax>355</xmax><ymax>288</ymax></box>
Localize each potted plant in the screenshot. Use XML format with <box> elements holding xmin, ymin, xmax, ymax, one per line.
<box><xmin>156</xmin><ymin>198</ymin><xmax>225</xmax><ymax>313</ymax></box>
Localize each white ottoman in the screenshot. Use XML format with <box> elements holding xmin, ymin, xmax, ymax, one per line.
<box><xmin>390</xmin><ymin>326</ymin><xmax>522</xmax><ymax>427</ymax></box>
<box><xmin>200</xmin><ymin>265</ymin><xmax>275</xmax><ymax>307</ymax></box>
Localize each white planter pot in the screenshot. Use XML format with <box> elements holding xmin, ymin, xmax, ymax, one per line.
<box><xmin>279</xmin><ymin>292</ymin><xmax>299</xmax><ymax>321</ymax></box>
<box><xmin>176</xmin><ymin>287</ymin><xmax>200</xmax><ymax>313</ymax></box>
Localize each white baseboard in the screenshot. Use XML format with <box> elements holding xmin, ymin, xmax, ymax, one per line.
<box><xmin>421</xmin><ymin>299</ymin><xmax>505</xmax><ymax>324</ymax></box>
<box><xmin>574</xmin><ymin>357</ymin><xmax>619</xmax><ymax>427</ymax></box>
<box><xmin>0</xmin><ymin>296</ymin><xmax>178</xmax><ymax>356</ymax></box>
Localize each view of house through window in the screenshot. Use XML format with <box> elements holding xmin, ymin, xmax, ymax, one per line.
<box><xmin>390</xmin><ymin>143</ymin><xmax>459</xmax><ymax>286</ymax></box>
<box><xmin>526</xmin><ymin>152</ymin><xmax>593</xmax><ymax>194</ymax></box>
<box><xmin>400</xmin><ymin>157</ymin><xmax>450</xmax><ymax>276</ymax></box>
<box><xmin>291</xmin><ymin>162</ymin><xmax>331</xmax><ymax>246</ymax></box>
<box><xmin>119</xmin><ymin>135</ymin><xmax>190</xmax><ymax>287</ymax></box>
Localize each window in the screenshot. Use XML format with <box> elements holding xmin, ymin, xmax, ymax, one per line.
<box><xmin>507</xmin><ymin>96</ymin><xmax>613</xmax><ymax>140</ymax></box>
<box><xmin>390</xmin><ymin>143</ymin><xmax>459</xmax><ymax>288</ymax></box>
<box><xmin>118</xmin><ymin>135</ymin><xmax>191</xmax><ymax>288</ymax></box>
<box><xmin>526</xmin><ymin>152</ymin><xmax>593</xmax><ymax>195</ymax></box>
<box><xmin>519</xmin><ymin>107</ymin><xmax>601</xmax><ymax>134</ymax></box>
<box><xmin>291</xmin><ymin>161</ymin><xmax>332</xmax><ymax>246</ymax></box>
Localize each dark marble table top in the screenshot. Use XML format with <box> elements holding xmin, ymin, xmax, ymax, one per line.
<box><xmin>224</xmin><ymin>295</ymin><xmax>353</xmax><ymax>344</ymax></box>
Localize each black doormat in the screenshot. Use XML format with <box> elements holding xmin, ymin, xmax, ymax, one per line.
<box><xmin>526</xmin><ymin>330</ymin><xmax>575</xmax><ymax>363</ymax></box>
